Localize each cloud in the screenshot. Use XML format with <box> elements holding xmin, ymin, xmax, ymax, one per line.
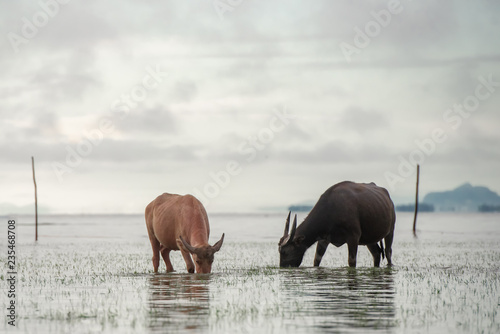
<box><xmin>116</xmin><ymin>106</ymin><xmax>177</xmax><ymax>135</ymax></box>
<box><xmin>1</xmin><ymin>110</ymin><xmax>60</xmax><ymax>139</ymax></box>
<box><xmin>171</xmin><ymin>80</ymin><xmax>198</xmax><ymax>102</ymax></box>
<box><xmin>273</xmin><ymin>140</ymin><xmax>396</xmax><ymax>166</ymax></box>
<box><xmin>441</xmin><ymin>121</ymin><xmax>500</xmax><ymax>163</ymax></box>
<box><xmin>84</xmin><ymin>139</ymin><xmax>199</xmax><ymax>163</ymax></box>
<box><xmin>32</xmin><ymin>3</ymin><xmax>119</xmax><ymax>49</ymax></box>
<box><xmin>339</xmin><ymin>107</ymin><xmax>389</xmax><ymax>133</ymax></box>
<box><xmin>378</xmin><ymin>0</ymin><xmax>458</xmax><ymax>49</ymax></box>
<box><xmin>29</xmin><ymin>57</ymin><xmax>102</xmax><ymax>102</ymax></box>
<box><xmin>1</xmin><ymin>0</ymin><xmax>500</xmax><ymax>213</ymax></box>
<box><xmin>0</xmin><ymin>140</ymin><xmax>61</xmax><ymax>164</ymax></box>
<box><xmin>27</xmin><ymin>111</ymin><xmax>61</xmax><ymax>138</ymax></box>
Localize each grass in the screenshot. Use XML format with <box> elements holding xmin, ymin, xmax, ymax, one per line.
<box><xmin>1</xmin><ymin>217</ymin><xmax>500</xmax><ymax>333</ymax></box>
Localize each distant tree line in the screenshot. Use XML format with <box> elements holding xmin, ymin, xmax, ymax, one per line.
<box><xmin>396</xmin><ymin>203</ymin><xmax>435</xmax><ymax>212</ymax></box>
<box><xmin>288</xmin><ymin>205</ymin><xmax>313</xmax><ymax>212</ymax></box>
<box><xmin>293</xmin><ymin>201</ymin><xmax>500</xmax><ymax>213</ymax></box>
<box><xmin>396</xmin><ymin>203</ymin><xmax>500</xmax><ymax>212</ymax></box>
<box><xmin>478</xmin><ymin>204</ymin><xmax>500</xmax><ymax>212</ymax></box>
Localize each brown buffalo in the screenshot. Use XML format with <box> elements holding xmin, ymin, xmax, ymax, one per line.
<box><xmin>145</xmin><ymin>193</ymin><xmax>224</xmax><ymax>273</ymax></box>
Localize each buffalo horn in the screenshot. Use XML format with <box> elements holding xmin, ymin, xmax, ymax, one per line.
<box><xmin>212</xmin><ymin>233</ymin><xmax>225</xmax><ymax>252</ymax></box>
<box><xmin>281</xmin><ymin>214</ymin><xmax>298</xmax><ymax>246</ymax></box>
<box><xmin>179</xmin><ymin>235</ymin><xmax>197</xmax><ymax>254</ymax></box>
<box><xmin>288</xmin><ymin>214</ymin><xmax>297</xmax><ymax>244</ymax></box>
<box><xmin>283</xmin><ymin>211</ymin><xmax>291</xmax><ymax>237</ymax></box>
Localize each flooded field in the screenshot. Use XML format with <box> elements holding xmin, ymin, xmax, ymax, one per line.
<box><xmin>1</xmin><ymin>212</ymin><xmax>499</xmax><ymax>333</ymax></box>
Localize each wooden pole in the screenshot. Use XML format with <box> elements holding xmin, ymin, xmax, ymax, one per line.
<box><xmin>32</xmin><ymin>156</ymin><xmax>38</xmax><ymax>241</ymax></box>
<box><xmin>412</xmin><ymin>164</ymin><xmax>420</xmax><ymax>237</ymax></box>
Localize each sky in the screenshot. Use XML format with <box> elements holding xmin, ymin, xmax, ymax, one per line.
<box><xmin>1</xmin><ymin>0</ymin><xmax>500</xmax><ymax>214</ymax></box>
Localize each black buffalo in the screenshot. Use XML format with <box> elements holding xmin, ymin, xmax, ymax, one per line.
<box><xmin>279</xmin><ymin>181</ymin><xmax>395</xmax><ymax>268</ymax></box>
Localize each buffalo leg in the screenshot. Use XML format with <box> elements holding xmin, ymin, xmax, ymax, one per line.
<box><xmin>384</xmin><ymin>231</ymin><xmax>394</xmax><ymax>266</ymax></box>
<box><xmin>149</xmin><ymin>236</ymin><xmax>161</xmax><ymax>273</ymax></box>
<box><xmin>160</xmin><ymin>247</ymin><xmax>174</xmax><ymax>272</ymax></box>
<box><xmin>314</xmin><ymin>240</ymin><xmax>329</xmax><ymax>267</ymax></box>
<box><xmin>367</xmin><ymin>243</ymin><xmax>382</xmax><ymax>267</ymax></box>
<box><xmin>347</xmin><ymin>242</ymin><xmax>358</xmax><ymax>268</ymax></box>
<box><xmin>180</xmin><ymin>250</ymin><xmax>195</xmax><ymax>273</ymax></box>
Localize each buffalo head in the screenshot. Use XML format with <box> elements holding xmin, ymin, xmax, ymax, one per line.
<box><xmin>177</xmin><ymin>233</ymin><xmax>225</xmax><ymax>273</ymax></box>
<box><xmin>278</xmin><ymin>212</ymin><xmax>305</xmax><ymax>267</ymax></box>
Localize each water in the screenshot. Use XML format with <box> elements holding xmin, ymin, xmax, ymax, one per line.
<box><xmin>1</xmin><ymin>212</ymin><xmax>499</xmax><ymax>333</ymax></box>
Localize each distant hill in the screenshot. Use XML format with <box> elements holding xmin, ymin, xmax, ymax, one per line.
<box><xmin>423</xmin><ymin>183</ymin><xmax>500</xmax><ymax>212</ymax></box>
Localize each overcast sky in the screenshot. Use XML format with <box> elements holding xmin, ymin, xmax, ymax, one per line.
<box><xmin>1</xmin><ymin>0</ymin><xmax>500</xmax><ymax>214</ymax></box>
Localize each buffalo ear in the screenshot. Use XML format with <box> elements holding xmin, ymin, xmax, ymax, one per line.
<box><xmin>212</xmin><ymin>233</ymin><xmax>225</xmax><ymax>252</ymax></box>
<box><xmin>294</xmin><ymin>235</ymin><xmax>305</xmax><ymax>246</ymax></box>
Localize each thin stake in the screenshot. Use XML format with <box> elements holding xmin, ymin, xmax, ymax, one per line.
<box><xmin>412</xmin><ymin>164</ymin><xmax>420</xmax><ymax>237</ymax></box>
<box><xmin>32</xmin><ymin>156</ymin><xmax>38</xmax><ymax>241</ymax></box>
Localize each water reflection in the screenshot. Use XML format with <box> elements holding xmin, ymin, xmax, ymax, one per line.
<box><xmin>280</xmin><ymin>267</ymin><xmax>396</xmax><ymax>332</ymax></box>
<box><xmin>148</xmin><ymin>273</ymin><xmax>211</xmax><ymax>333</ymax></box>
